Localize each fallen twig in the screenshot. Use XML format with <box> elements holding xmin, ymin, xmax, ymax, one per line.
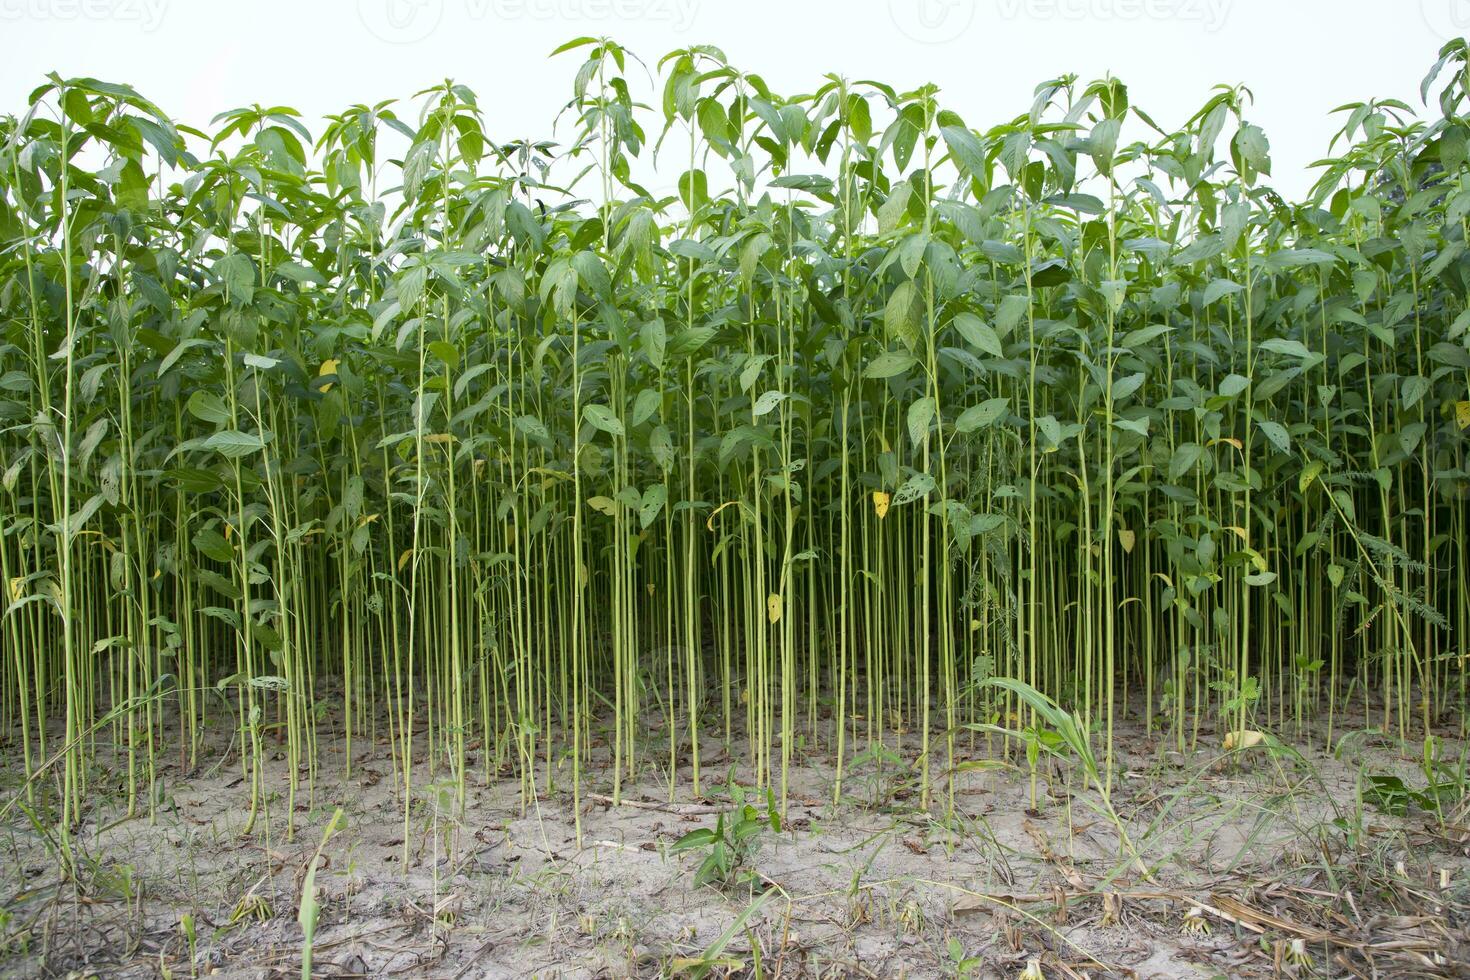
<box><xmin>585</xmin><ymin>793</ymin><xmax>727</xmax><ymax>816</ymax></box>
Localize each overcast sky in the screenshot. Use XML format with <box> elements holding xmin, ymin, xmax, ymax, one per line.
<box><xmin>0</xmin><ymin>0</ymin><xmax>1460</xmax><ymax>198</ymax></box>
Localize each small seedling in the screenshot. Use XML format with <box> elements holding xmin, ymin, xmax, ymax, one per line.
<box><xmin>671</xmin><ymin>779</ymin><xmax>781</xmax><ymax>889</ymax></box>
<box><xmin>946</xmin><ymin>936</ymin><xmax>982</xmax><ymax>977</ymax></box>
<box><xmin>298</xmin><ymin>807</ymin><xmax>346</xmax><ymax>980</ymax></box>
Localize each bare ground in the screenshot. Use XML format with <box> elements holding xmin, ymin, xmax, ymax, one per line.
<box><xmin>3</xmin><ymin>701</ymin><xmax>1470</xmax><ymax>978</ymax></box>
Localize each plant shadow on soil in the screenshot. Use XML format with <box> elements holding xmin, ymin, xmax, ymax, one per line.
<box><xmin>3</xmin><ymin>696</ymin><xmax>1470</xmax><ymax>979</ymax></box>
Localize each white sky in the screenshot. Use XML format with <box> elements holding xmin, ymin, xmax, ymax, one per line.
<box><xmin>0</xmin><ymin>0</ymin><xmax>1461</xmax><ymax>199</ymax></box>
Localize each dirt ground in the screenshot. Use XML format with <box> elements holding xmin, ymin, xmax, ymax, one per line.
<box><xmin>3</xmin><ymin>700</ymin><xmax>1470</xmax><ymax>978</ymax></box>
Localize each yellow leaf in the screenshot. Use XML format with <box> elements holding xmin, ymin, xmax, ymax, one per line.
<box><xmin>1118</xmin><ymin>528</ymin><xmax>1135</xmax><ymax>554</ymax></box>
<box><xmin>397</xmin><ymin>548</ymin><xmax>413</xmax><ymax>571</ymax></box>
<box><xmin>586</xmin><ymin>495</ymin><xmax>616</xmax><ymax>517</ymax></box>
<box><xmin>318</xmin><ymin>358</ymin><xmax>339</xmax><ymax>392</ymax></box>
<box><xmin>872</xmin><ymin>491</ymin><xmax>891</xmax><ymax>520</ymax></box>
<box><xmin>1458</xmin><ymin>400</ymin><xmax>1470</xmax><ymax>430</ymax></box>
<box><xmin>766</xmin><ymin>593</ymin><xmax>782</xmax><ymax>624</ymax></box>
<box><xmin>705</xmin><ymin>500</ymin><xmax>738</xmax><ymax>530</ymax></box>
<box><xmin>424</xmin><ymin>432</ymin><xmax>455</xmax><ymax>445</ymax></box>
<box><xmin>7</xmin><ymin>577</ymin><xmax>22</xmax><ymax>603</ymax></box>
<box><xmin>1222</xmin><ymin>730</ymin><xmax>1266</xmax><ymax>751</ymax></box>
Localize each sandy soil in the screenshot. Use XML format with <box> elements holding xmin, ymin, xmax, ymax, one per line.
<box><xmin>3</xmin><ymin>700</ymin><xmax>1469</xmax><ymax>978</ymax></box>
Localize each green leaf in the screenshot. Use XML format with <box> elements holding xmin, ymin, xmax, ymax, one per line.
<box><xmin>631</xmin><ymin>388</ymin><xmax>662</xmax><ymax>427</ymax></box>
<box><xmin>1257</xmin><ymin>420</ymin><xmax>1290</xmax><ymax>452</ymax></box>
<box><xmin>1113</xmin><ymin>416</ymin><xmax>1150</xmax><ymax>437</ymax></box>
<box><xmin>1170</xmin><ymin>443</ymin><xmax>1204</xmax><ymax>480</ymax></box>
<box><xmin>893</xmin><ymin>472</ymin><xmax>936</xmax><ymax>506</ymax></box>
<box><xmin>1036</xmin><ymin>414</ymin><xmax>1062</xmax><ymax>449</ymax></box>
<box><xmin>639</xmin><ymin>485</ymin><xmax>667</xmax><ymax>529</ymax></box>
<box><xmin>878</xmin><ymin>182</ymin><xmax>912</xmax><ymax>235</ymax></box>
<box><xmin>865</xmin><ymin>352</ymin><xmax>918</xmax><ymax>379</ymax></box>
<box><xmin>955</xmin><ymin>397</ymin><xmax>1009</xmax><ymax>433</ymax></box>
<box><xmin>1201</xmin><ymin>278</ymin><xmax>1242</xmax><ymax>306</ymax></box>
<box><xmin>641</xmin><ymin>318</ymin><xmax>667</xmax><ymax>371</ymax></box>
<box><xmin>158</xmin><ymin>338</ymin><xmax>211</xmax><ymax>378</ymax></box>
<box><xmin>187</xmin><ymin>390</ymin><xmax>231</xmax><ymax>427</ymax></box>
<box><xmin>907</xmin><ymin>396</ymin><xmax>936</xmax><ymax>447</ymax></box>
<box><xmin>739</xmin><ymin>354</ymin><xmax>771</xmax><ymax>392</ymax></box>
<box><xmin>202</xmin><ymin>430</ymin><xmax>269</xmax><ymax>458</ymax></box>
<box><xmin>953</xmin><ymin>312</ymin><xmax>1002</xmax><ymax>357</ymax></box>
<box><xmin>1259</xmin><ymin>338</ymin><xmax>1313</xmax><ymax>359</ymax></box>
<box><xmin>1111</xmin><ymin>372</ymin><xmax>1146</xmax><ymax>402</ymax></box>
<box><xmin>753</xmin><ymin>390</ymin><xmax>786</xmax><ymax>417</ymax></box>
<box><xmin>1235</xmin><ymin>123</ymin><xmax>1271</xmax><ymax>174</ymax></box>
<box><xmin>428</xmin><ymin>340</ymin><xmax>458</xmax><ymax>369</ymax></box>
<box><xmin>995</xmin><ymin>294</ymin><xmax>1029</xmax><ymax>337</ymax></box>
<box><xmin>885</xmin><ymin>280</ymin><xmax>922</xmax><ymax>351</ymax></box>
<box><xmin>214</xmin><ymin>251</ymin><xmax>256</xmax><ymax>302</ymax></box>
<box><xmin>514</xmin><ymin>415</ymin><xmax>550</xmax><ymax>443</ymax></box>
<box><xmin>1218</xmin><ymin>374</ymin><xmax>1250</xmax><ymax>398</ymax></box>
<box><xmin>940</xmin><ymin>124</ymin><xmax>987</xmax><ymax>179</ymax></box>
<box><xmin>1401</xmin><ymin>375</ymin><xmax>1430</xmax><ymax>410</ymax></box>
<box><xmin>192</xmin><ymin>528</ymin><xmax>234</xmax><ymax>563</ymax></box>
<box><xmin>583</xmin><ymin>404</ymin><xmax>624</xmax><ymax>438</ymax></box>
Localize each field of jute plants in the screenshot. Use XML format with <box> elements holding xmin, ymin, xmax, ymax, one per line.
<box><xmin>4</xmin><ymin>35</ymin><xmax>1470</xmax><ymax>979</ymax></box>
